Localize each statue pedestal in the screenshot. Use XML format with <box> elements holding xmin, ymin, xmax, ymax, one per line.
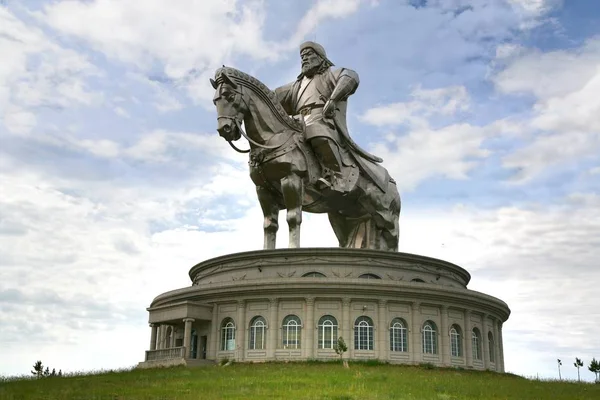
<box><xmin>139</xmin><ymin>248</ymin><xmax>508</xmax><ymax>372</ymax></box>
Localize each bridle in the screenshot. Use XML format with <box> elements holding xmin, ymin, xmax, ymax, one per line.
<box><xmin>217</xmin><ymin>84</ymin><xmax>285</xmax><ymax>153</ymax></box>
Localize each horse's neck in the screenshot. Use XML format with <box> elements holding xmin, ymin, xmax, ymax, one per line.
<box><xmin>244</xmin><ymin>97</ymin><xmax>290</xmax><ymax>145</ymax></box>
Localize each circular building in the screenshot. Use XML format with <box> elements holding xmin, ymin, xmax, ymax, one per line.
<box><xmin>138</xmin><ymin>248</ymin><xmax>509</xmax><ymax>371</ymax></box>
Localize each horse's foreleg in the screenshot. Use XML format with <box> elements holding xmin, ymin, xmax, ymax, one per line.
<box><xmin>256</xmin><ymin>185</ymin><xmax>279</xmax><ymax>250</ymax></box>
<box><xmin>281</xmin><ymin>175</ymin><xmax>303</xmax><ymax>248</ymax></box>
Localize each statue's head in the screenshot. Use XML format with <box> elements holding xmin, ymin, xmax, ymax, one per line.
<box><xmin>300</xmin><ymin>41</ymin><xmax>334</xmax><ymax>78</ymax></box>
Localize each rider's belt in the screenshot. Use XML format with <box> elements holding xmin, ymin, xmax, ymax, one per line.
<box><xmin>298</xmin><ymin>104</ymin><xmax>324</xmax><ymax>116</ymax></box>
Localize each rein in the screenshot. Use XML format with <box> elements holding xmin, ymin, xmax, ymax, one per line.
<box><xmin>219</xmin><ymin>85</ymin><xmax>295</xmax><ymax>153</ymax></box>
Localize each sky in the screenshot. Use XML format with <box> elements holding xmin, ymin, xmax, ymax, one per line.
<box><xmin>1</xmin><ymin>0</ymin><xmax>599</xmax><ymax>382</ymax></box>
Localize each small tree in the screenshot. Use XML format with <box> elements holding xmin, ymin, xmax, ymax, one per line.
<box><xmin>31</xmin><ymin>361</ymin><xmax>44</xmax><ymax>379</ymax></box>
<box><xmin>574</xmin><ymin>357</ymin><xmax>584</xmax><ymax>382</ymax></box>
<box><xmin>58</xmin><ymin>369</ymin><xmax>63</xmax><ymax>377</ymax></box>
<box><xmin>557</xmin><ymin>359</ymin><xmax>562</xmax><ymax>380</ymax></box>
<box><xmin>334</xmin><ymin>336</ymin><xmax>349</xmax><ymax>368</ymax></box>
<box><xmin>43</xmin><ymin>366</ymin><xmax>50</xmax><ymax>377</ymax></box>
<box><xmin>589</xmin><ymin>358</ymin><xmax>600</xmax><ymax>383</ymax></box>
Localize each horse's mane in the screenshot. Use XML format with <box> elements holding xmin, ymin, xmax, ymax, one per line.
<box><xmin>215</xmin><ymin>67</ymin><xmax>303</xmax><ymax>132</ymax></box>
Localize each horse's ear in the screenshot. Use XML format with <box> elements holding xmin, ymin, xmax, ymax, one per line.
<box><xmin>210</xmin><ymin>78</ymin><xmax>217</xmax><ymax>89</ymax></box>
<box><xmin>221</xmin><ymin>73</ymin><xmax>238</xmax><ymax>89</ymax></box>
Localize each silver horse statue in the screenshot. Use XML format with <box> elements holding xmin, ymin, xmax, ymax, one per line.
<box><xmin>211</xmin><ymin>67</ymin><xmax>400</xmax><ymax>251</ymax></box>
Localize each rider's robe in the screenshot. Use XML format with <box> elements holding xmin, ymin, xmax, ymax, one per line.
<box><xmin>274</xmin><ymin>67</ymin><xmax>390</xmax><ymax>192</ymax></box>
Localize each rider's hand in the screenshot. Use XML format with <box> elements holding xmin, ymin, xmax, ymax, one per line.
<box><xmin>323</xmin><ymin>99</ymin><xmax>337</xmax><ymax>118</ymax></box>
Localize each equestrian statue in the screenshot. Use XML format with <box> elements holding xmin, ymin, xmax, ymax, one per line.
<box><xmin>211</xmin><ymin>41</ymin><xmax>400</xmax><ymax>251</ymax></box>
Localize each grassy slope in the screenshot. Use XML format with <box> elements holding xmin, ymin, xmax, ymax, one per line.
<box><xmin>1</xmin><ymin>363</ymin><xmax>598</xmax><ymax>400</ymax></box>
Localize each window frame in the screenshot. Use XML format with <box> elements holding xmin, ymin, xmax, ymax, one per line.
<box><xmin>422</xmin><ymin>321</ymin><xmax>438</xmax><ymax>354</ymax></box>
<box><xmin>220</xmin><ymin>318</ymin><xmax>236</xmax><ymax>351</ymax></box>
<box><xmin>282</xmin><ymin>315</ymin><xmax>302</xmax><ymax>349</ymax></box>
<box><xmin>389</xmin><ymin>318</ymin><xmax>408</xmax><ymax>352</ymax></box>
<box><xmin>354</xmin><ymin>316</ymin><xmax>374</xmax><ymax>351</ymax></box>
<box><xmin>248</xmin><ymin>316</ymin><xmax>267</xmax><ymax>350</ymax></box>
<box><xmin>318</xmin><ymin>315</ymin><xmax>338</xmax><ymax>349</ymax></box>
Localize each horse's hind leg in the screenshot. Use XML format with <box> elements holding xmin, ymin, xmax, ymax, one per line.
<box><xmin>281</xmin><ymin>174</ymin><xmax>304</xmax><ymax>248</ymax></box>
<box><xmin>256</xmin><ymin>185</ymin><xmax>279</xmax><ymax>250</ymax></box>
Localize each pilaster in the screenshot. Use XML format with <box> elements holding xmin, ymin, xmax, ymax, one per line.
<box><xmin>209</xmin><ymin>303</ymin><xmax>219</xmax><ymax>359</ymax></box>
<box><xmin>305</xmin><ymin>297</ymin><xmax>315</xmax><ymax>359</ymax></box>
<box><xmin>411</xmin><ymin>301</ymin><xmax>421</xmax><ymax>363</ymax></box>
<box><xmin>493</xmin><ymin>318</ymin><xmax>500</xmax><ymax>371</ymax></box>
<box><xmin>236</xmin><ymin>300</ymin><xmax>246</xmax><ymax>361</ymax></box>
<box><xmin>440</xmin><ymin>306</ymin><xmax>450</xmax><ymax>366</ymax></box>
<box><xmin>342</xmin><ymin>297</ymin><xmax>351</xmax><ymax>357</ymax></box>
<box><xmin>267</xmin><ymin>298</ymin><xmax>278</xmax><ymax>359</ymax></box>
<box><xmin>465</xmin><ymin>309</ymin><xmax>473</xmax><ymax>368</ymax></box>
<box><xmin>482</xmin><ymin>313</ymin><xmax>490</xmax><ymax>370</ymax></box>
<box><xmin>498</xmin><ymin>321</ymin><xmax>505</xmax><ymax>372</ymax></box>
<box><xmin>377</xmin><ymin>300</ymin><xmax>387</xmax><ymax>360</ymax></box>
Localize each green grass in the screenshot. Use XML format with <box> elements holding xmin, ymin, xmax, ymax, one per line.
<box><xmin>1</xmin><ymin>362</ymin><xmax>598</xmax><ymax>400</ymax></box>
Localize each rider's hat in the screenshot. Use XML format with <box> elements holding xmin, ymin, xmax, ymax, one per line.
<box><xmin>300</xmin><ymin>41</ymin><xmax>334</xmax><ymax>66</ymax></box>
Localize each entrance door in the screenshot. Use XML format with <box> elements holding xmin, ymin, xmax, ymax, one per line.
<box><xmin>190</xmin><ymin>331</ymin><xmax>198</xmax><ymax>359</ymax></box>
<box><xmin>200</xmin><ymin>336</ymin><xmax>208</xmax><ymax>359</ymax></box>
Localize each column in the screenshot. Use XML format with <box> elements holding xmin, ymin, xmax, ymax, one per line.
<box><xmin>209</xmin><ymin>303</ymin><xmax>219</xmax><ymax>359</ymax></box>
<box><xmin>465</xmin><ymin>309</ymin><xmax>473</xmax><ymax>368</ymax></box>
<box><xmin>305</xmin><ymin>297</ymin><xmax>315</xmax><ymax>359</ymax></box>
<box><xmin>377</xmin><ymin>300</ymin><xmax>387</xmax><ymax>360</ymax></box>
<box><xmin>267</xmin><ymin>298</ymin><xmax>279</xmax><ymax>359</ymax></box>
<box><xmin>157</xmin><ymin>325</ymin><xmax>165</xmax><ymax>349</ymax></box>
<box><xmin>170</xmin><ymin>326</ymin><xmax>176</xmax><ymax>348</ymax></box>
<box><xmin>236</xmin><ymin>300</ymin><xmax>246</xmax><ymax>361</ymax></box>
<box><xmin>498</xmin><ymin>321</ymin><xmax>505</xmax><ymax>372</ymax></box>
<box><xmin>342</xmin><ymin>298</ymin><xmax>351</xmax><ymax>358</ymax></box>
<box><xmin>482</xmin><ymin>313</ymin><xmax>490</xmax><ymax>370</ymax></box>
<box><xmin>148</xmin><ymin>323</ymin><xmax>157</xmax><ymax>351</ymax></box>
<box><xmin>183</xmin><ymin>318</ymin><xmax>195</xmax><ymax>359</ymax></box>
<box><xmin>440</xmin><ymin>306</ymin><xmax>450</xmax><ymax>366</ymax></box>
<box><xmin>411</xmin><ymin>302</ymin><xmax>421</xmax><ymax>364</ymax></box>
<box><xmin>493</xmin><ymin>318</ymin><xmax>500</xmax><ymax>371</ymax></box>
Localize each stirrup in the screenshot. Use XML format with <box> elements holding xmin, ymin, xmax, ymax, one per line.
<box><xmin>317</xmin><ymin>177</ymin><xmax>333</xmax><ymax>189</ymax></box>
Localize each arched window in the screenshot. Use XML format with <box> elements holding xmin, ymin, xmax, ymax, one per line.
<box><xmin>450</xmin><ymin>325</ymin><xmax>462</xmax><ymax>357</ymax></box>
<box><xmin>488</xmin><ymin>332</ymin><xmax>495</xmax><ymax>362</ymax></box>
<box><xmin>422</xmin><ymin>321</ymin><xmax>437</xmax><ymax>354</ymax></box>
<box><xmin>302</xmin><ymin>272</ymin><xmax>326</xmax><ymax>277</ymax></box>
<box><xmin>282</xmin><ymin>315</ymin><xmax>301</xmax><ymax>349</ymax></box>
<box><xmin>472</xmin><ymin>328</ymin><xmax>482</xmax><ymax>360</ymax></box>
<box><xmin>248</xmin><ymin>316</ymin><xmax>266</xmax><ymax>350</ymax></box>
<box><xmin>318</xmin><ymin>315</ymin><xmax>338</xmax><ymax>349</ymax></box>
<box><xmin>220</xmin><ymin>318</ymin><xmax>236</xmax><ymax>351</ymax></box>
<box><xmin>390</xmin><ymin>318</ymin><xmax>408</xmax><ymax>352</ymax></box>
<box><xmin>359</xmin><ymin>273</ymin><xmax>381</xmax><ymax>279</ymax></box>
<box><xmin>354</xmin><ymin>316</ymin><xmax>374</xmax><ymax>350</ymax></box>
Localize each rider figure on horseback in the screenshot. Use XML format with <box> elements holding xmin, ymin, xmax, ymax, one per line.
<box><xmin>275</xmin><ymin>41</ymin><xmax>383</xmax><ymax>195</ymax></box>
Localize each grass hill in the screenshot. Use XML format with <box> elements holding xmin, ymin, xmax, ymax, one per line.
<box><xmin>1</xmin><ymin>361</ymin><xmax>598</xmax><ymax>399</ymax></box>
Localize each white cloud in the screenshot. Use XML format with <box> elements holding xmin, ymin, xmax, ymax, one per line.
<box><xmin>114</xmin><ymin>106</ymin><xmax>130</xmax><ymax>118</ymax></box>
<box><xmin>0</xmin><ymin>7</ymin><xmax>100</xmax><ymax>135</ymax></box>
<box><xmin>506</xmin><ymin>0</ymin><xmax>563</xmax><ymax>29</ymax></box>
<box><xmin>361</xmin><ymin>85</ymin><xmax>486</xmax><ymax>191</ymax></box>
<box><xmin>397</xmin><ymin>193</ymin><xmax>600</xmax><ymax>380</ymax></box>
<box><xmin>361</xmin><ymin>85</ymin><xmax>470</xmax><ymax>127</ymax></box>
<box><xmin>493</xmin><ymin>38</ymin><xmax>600</xmax><ymax>182</ymax></box>
<box><xmin>36</xmin><ymin>0</ymin><xmax>373</xmax><ymax>108</ymax></box>
<box><xmin>288</xmin><ymin>0</ymin><xmax>366</xmax><ymax>46</ymax></box>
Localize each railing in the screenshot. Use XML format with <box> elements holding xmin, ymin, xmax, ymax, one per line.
<box><xmin>145</xmin><ymin>346</ymin><xmax>186</xmax><ymax>361</ymax></box>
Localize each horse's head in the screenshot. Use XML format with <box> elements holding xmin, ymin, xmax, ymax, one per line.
<box><xmin>211</xmin><ymin>70</ymin><xmax>246</xmax><ymax>142</ymax></box>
